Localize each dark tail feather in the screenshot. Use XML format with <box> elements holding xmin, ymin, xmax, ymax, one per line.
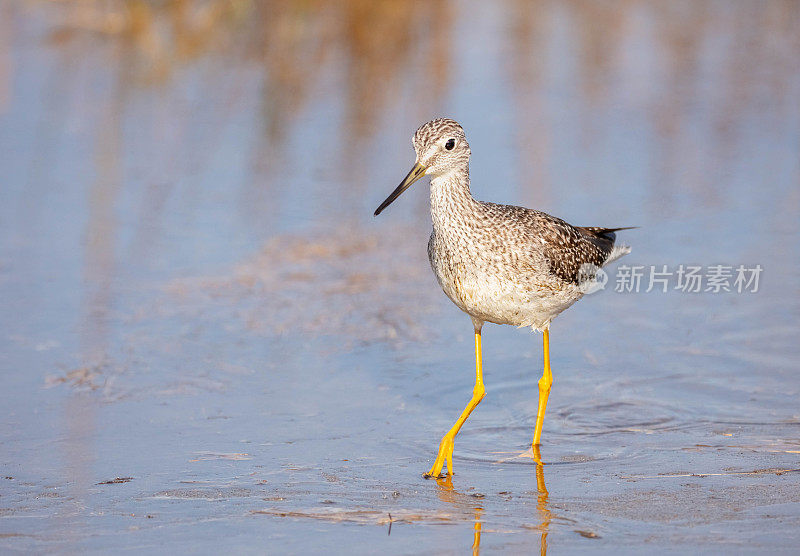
<box><xmin>578</xmin><ymin>226</ymin><xmax>638</xmax><ymax>245</ymax></box>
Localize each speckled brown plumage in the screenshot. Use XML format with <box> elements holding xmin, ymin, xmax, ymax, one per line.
<box><xmin>387</xmin><ymin>118</ymin><xmax>631</xmax><ymax>331</ymax></box>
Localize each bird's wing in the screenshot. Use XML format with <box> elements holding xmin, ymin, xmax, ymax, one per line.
<box><xmin>537</xmin><ymin>220</ymin><xmax>620</xmax><ymax>285</ymax></box>
<box><xmin>482</xmin><ymin>203</ymin><xmax>630</xmax><ymax>285</ymax></box>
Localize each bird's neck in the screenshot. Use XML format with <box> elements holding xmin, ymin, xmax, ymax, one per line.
<box><xmin>429</xmin><ymin>165</ymin><xmax>477</xmax><ymax>232</ymax></box>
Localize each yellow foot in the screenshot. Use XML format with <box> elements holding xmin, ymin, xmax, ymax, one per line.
<box><xmin>423</xmin><ymin>435</ymin><xmax>454</xmax><ymax>479</ymax></box>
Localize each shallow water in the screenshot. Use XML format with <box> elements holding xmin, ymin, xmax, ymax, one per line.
<box><xmin>1</xmin><ymin>1</ymin><xmax>799</xmax><ymax>553</ymax></box>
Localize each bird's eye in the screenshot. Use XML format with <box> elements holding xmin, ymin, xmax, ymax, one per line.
<box><xmin>445</xmin><ymin>138</ymin><xmax>455</xmax><ymax>150</ymax></box>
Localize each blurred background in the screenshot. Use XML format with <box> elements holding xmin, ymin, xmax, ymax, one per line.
<box><xmin>1</xmin><ymin>1</ymin><xmax>799</xmax><ymax>553</ymax></box>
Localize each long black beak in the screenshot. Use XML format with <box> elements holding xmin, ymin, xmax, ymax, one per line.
<box><xmin>374</xmin><ymin>162</ymin><xmax>427</xmax><ymax>216</ymax></box>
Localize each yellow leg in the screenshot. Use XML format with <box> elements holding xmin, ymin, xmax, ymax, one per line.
<box><xmin>425</xmin><ymin>328</ymin><xmax>486</xmax><ymax>478</ymax></box>
<box><xmin>532</xmin><ymin>329</ymin><xmax>553</xmax><ymax>452</ymax></box>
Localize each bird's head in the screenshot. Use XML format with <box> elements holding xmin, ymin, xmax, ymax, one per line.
<box><xmin>374</xmin><ymin>118</ymin><xmax>470</xmax><ymax>216</ymax></box>
<box><xmin>412</xmin><ymin>118</ymin><xmax>471</xmax><ymax>177</ymax></box>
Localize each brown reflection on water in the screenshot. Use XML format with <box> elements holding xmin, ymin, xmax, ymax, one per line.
<box><xmin>42</xmin><ymin>0</ymin><xmax>244</xmax><ymax>83</ymax></box>
<box><xmin>37</xmin><ymin>0</ymin><xmax>800</xmax><ymax>240</ymax></box>
<box><xmin>507</xmin><ymin>0</ymin><xmax>800</xmax><ymax>212</ymax></box>
<box><xmin>246</xmin><ymin>0</ymin><xmax>452</xmax><ymax>224</ymax></box>
<box><xmin>571</xmin><ymin>1</ymin><xmax>625</xmax><ymax>117</ymax></box>
<box><xmin>36</xmin><ymin>0</ymin><xmax>453</xmax><ymax>232</ymax></box>
<box><xmin>508</xmin><ymin>0</ymin><xmax>551</xmax><ymax>208</ymax></box>
<box><xmin>340</xmin><ymin>1</ymin><xmax>449</xmax><ymax>140</ymax></box>
<box><xmin>337</xmin><ymin>0</ymin><xmax>451</xmax><ymax>206</ymax></box>
<box><xmin>66</xmin><ymin>30</ymin><xmax>131</xmax><ymax>547</ymax></box>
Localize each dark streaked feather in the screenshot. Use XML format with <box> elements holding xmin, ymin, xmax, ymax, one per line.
<box><xmin>577</xmin><ymin>226</ymin><xmax>637</xmax><ymax>253</ymax></box>
<box><xmin>480</xmin><ymin>202</ymin><xmax>632</xmax><ymax>285</ymax></box>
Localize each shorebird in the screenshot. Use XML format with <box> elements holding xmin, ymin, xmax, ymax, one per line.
<box><xmin>374</xmin><ymin>118</ymin><xmax>631</xmax><ymax>478</ymax></box>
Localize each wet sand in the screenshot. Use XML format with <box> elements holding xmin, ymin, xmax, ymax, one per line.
<box><xmin>1</xmin><ymin>1</ymin><xmax>799</xmax><ymax>553</ymax></box>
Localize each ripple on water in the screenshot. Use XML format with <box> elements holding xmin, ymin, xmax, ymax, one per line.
<box><xmin>402</xmin><ymin>424</ymin><xmax>632</xmax><ymax>468</ymax></box>
<box><xmin>553</xmin><ymin>400</ymin><xmax>702</xmax><ymax>435</ymax></box>
<box><xmin>399</xmin><ymin>380</ymin><xmax>795</xmax><ymax>474</ymax></box>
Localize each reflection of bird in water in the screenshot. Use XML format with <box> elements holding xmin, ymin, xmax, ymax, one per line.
<box><xmin>533</xmin><ymin>446</ymin><xmax>551</xmax><ymax>555</ymax></box>
<box><xmin>432</xmin><ymin>476</ymin><xmax>483</xmax><ymax>554</ymax></box>
<box><xmin>432</xmin><ymin>447</ymin><xmax>551</xmax><ymax>555</ymax></box>
<box><xmin>473</xmin><ymin>509</ymin><xmax>482</xmax><ymax>556</ymax></box>
<box><xmin>375</xmin><ymin>119</ymin><xmax>632</xmax><ymax>477</ymax></box>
